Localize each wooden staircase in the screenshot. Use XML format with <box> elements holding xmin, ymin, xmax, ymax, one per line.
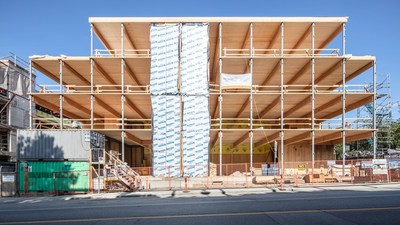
<box><xmin>104</xmin><ymin>151</ymin><xmax>141</xmax><ymax>192</ymax></box>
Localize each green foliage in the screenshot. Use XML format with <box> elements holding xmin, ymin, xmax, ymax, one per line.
<box><xmin>334</xmin><ymin>144</ymin><xmax>343</xmax><ymax>159</ymax></box>
<box><xmin>391</xmin><ymin>120</ymin><xmax>400</xmax><ymax>149</ymax></box>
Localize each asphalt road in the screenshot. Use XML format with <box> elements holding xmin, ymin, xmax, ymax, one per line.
<box><xmin>1</xmin><ymin>188</ymin><xmax>400</xmax><ymax>225</ymax></box>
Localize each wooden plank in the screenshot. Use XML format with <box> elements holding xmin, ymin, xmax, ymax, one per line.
<box><xmin>210</xmin><ymin>132</ymin><xmax>219</xmax><ymax>149</ymax></box>
<box><xmin>95</xmin><ymin>96</ymin><xmax>121</xmax><ymax>117</ymax></box>
<box><xmin>285</xmin><ymin>96</ymin><xmax>310</xmax><ymax>117</ymax></box>
<box><xmin>124</xmin><ymin>60</ymin><xmax>143</xmax><ymax>86</ymax></box>
<box><xmin>258</xmin><ymin>60</ymin><xmax>310</xmax><ymax>119</ymax></box>
<box><xmin>261</xmin><ymin>61</ymin><xmax>280</xmax><ymax>86</ymax></box>
<box><xmin>125</xmin><ymin>132</ymin><xmax>146</xmax><ymax>147</ymax></box>
<box><xmin>212</xmin><ymin>99</ymin><xmax>219</xmax><ymax>119</ymax></box>
<box><xmin>285</xmin><ymin>131</ymin><xmax>310</xmax><ymax>145</ymax></box>
<box><xmin>63</xmin><ymin>96</ymin><xmax>100</xmax><ymax>117</ymax></box>
<box><xmin>302</xmin><ymin>95</ymin><xmax>342</xmax><ymax>118</ymax></box>
<box><xmin>314</xmin><ymin>60</ymin><xmax>342</xmax><ymax>84</ymax></box>
<box><xmin>93</xmin><ymin>24</ymin><xmax>113</xmax><ymax>52</ymax></box>
<box><xmin>314</xmin><ymin>131</ymin><xmax>342</xmax><ymax>144</ymax></box>
<box><xmin>235</xmin><ymin>97</ymin><xmax>249</xmax><ymax>118</ymax></box>
<box><xmin>321</xmin><ymin>95</ymin><xmax>373</xmax><ymax>119</ymax></box>
<box><xmin>286</xmin><ymin>60</ymin><xmax>311</xmax><ymax>84</ymax></box>
<box><xmin>258</xmin><ymin>97</ymin><xmax>280</xmax><ymax>119</ymax></box>
<box><xmin>276</xmin><ymin>59</ymin><xmax>342</xmax><ymax>119</ymax></box>
<box><xmin>32</xmin><ymin>62</ymin><xmax>65</xmax><ymax>85</ymax></box>
<box><xmin>33</xmin><ymin>96</ymin><xmax>81</xmax><ymax>119</ymax></box>
<box><xmin>255</xmin><ymin>132</ymin><xmax>280</xmax><ymax>147</ymax></box>
<box><xmin>232</xmin><ymin>132</ymin><xmax>249</xmax><ymax>149</ymax></box>
<box><xmin>240</xmin><ymin>24</ymin><xmax>251</xmax><ymax>54</ymax></box>
<box><xmin>93</xmin><ymin>60</ymin><xmax>117</xmax><ymax>85</ymax></box>
<box><xmin>345</xmin><ymin>62</ymin><xmax>373</xmax><ymax>81</ymax></box>
<box><xmin>241</xmin><ymin>24</ymin><xmax>251</xmax><ymax>73</ymax></box>
<box><xmin>125</xmin><ymin>97</ymin><xmax>146</xmax><ymax>119</ymax></box>
<box><xmin>266</xmin><ymin>25</ymin><xmax>281</xmax><ymax>50</ymax></box>
<box><xmin>289</xmin><ymin>24</ymin><xmax>312</xmax><ymax>53</ymax></box>
<box><xmin>63</xmin><ymin>61</ymin><xmax>90</xmax><ymax>85</ymax></box>
<box><xmin>327</xmin><ymin>131</ymin><xmax>373</xmax><ymax>145</ymax></box>
<box><xmin>142</xmin><ymin>140</ymin><xmax>152</xmax><ymax>145</ymax></box>
<box><xmin>315</xmin><ymin>25</ymin><xmax>342</xmax><ymax>54</ymax></box>
<box><xmin>329</xmin><ymin>62</ymin><xmax>372</xmax><ymax>90</ymax></box>
<box><xmin>123</xmin><ymin>23</ymin><xmax>137</xmax><ymax>51</ymax></box>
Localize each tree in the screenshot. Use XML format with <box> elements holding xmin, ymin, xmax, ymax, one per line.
<box><xmin>334</xmin><ymin>144</ymin><xmax>343</xmax><ymax>159</ymax></box>
<box><xmin>391</xmin><ymin>120</ymin><xmax>400</xmax><ymax>149</ymax></box>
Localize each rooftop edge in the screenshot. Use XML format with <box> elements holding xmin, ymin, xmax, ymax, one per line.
<box><xmin>88</xmin><ymin>17</ymin><xmax>349</xmax><ymax>23</ymax></box>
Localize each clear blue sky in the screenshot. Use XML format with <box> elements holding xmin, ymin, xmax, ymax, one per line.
<box><xmin>1</xmin><ymin>0</ymin><xmax>399</xmax><ymax>118</ymax></box>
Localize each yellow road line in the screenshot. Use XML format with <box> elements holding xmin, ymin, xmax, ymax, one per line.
<box><xmin>1</xmin><ymin>206</ymin><xmax>400</xmax><ymax>224</ymax></box>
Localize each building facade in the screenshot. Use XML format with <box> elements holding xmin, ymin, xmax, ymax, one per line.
<box><xmin>0</xmin><ymin>55</ymin><xmax>32</xmax><ymax>162</ymax></box>
<box><xmin>29</xmin><ymin>17</ymin><xmax>377</xmax><ymax>177</ymax></box>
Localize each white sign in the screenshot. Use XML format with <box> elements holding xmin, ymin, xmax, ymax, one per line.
<box><xmin>2</xmin><ymin>175</ymin><xmax>15</xmax><ymax>183</ymax></box>
<box><xmin>221</xmin><ymin>73</ymin><xmax>252</xmax><ymax>88</ymax></box>
<box><xmin>372</xmin><ymin>159</ymin><xmax>388</xmax><ymax>175</ymax></box>
<box><xmin>327</xmin><ymin>160</ymin><xmax>336</xmax><ymax>166</ymax></box>
<box><xmin>361</xmin><ymin>161</ymin><xmax>373</xmax><ymax>169</ymax></box>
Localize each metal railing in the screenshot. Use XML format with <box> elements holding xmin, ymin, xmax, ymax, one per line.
<box><xmin>33</xmin><ymin>117</ymin><xmax>371</xmax><ymax>131</ymax></box>
<box><xmin>35</xmin><ymin>84</ymin><xmax>150</xmax><ymax>94</ymax></box>
<box><xmin>93</xmin><ymin>49</ymin><xmax>150</xmax><ymax>58</ymax></box>
<box><xmin>210</xmin><ymin>117</ymin><xmax>373</xmax><ymax>130</ymax></box>
<box><xmin>210</xmin><ymin>84</ymin><xmax>370</xmax><ymax>94</ymax></box>
<box><xmin>0</xmin><ymin>52</ymin><xmax>30</xmax><ymax>71</ymax></box>
<box><xmin>222</xmin><ymin>48</ymin><xmax>340</xmax><ymax>57</ymax></box>
<box><xmin>33</xmin><ymin>118</ymin><xmax>152</xmax><ymax>130</ymax></box>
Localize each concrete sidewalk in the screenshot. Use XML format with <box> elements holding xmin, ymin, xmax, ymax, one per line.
<box><xmin>105</xmin><ymin>182</ymin><xmax>399</xmax><ymax>199</ymax></box>
<box><xmin>1</xmin><ymin>183</ymin><xmax>398</xmax><ymax>203</ymax></box>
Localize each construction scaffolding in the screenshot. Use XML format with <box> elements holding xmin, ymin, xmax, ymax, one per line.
<box><xmin>0</xmin><ymin>53</ymin><xmax>33</xmax><ymax>162</ymax></box>
<box><xmin>28</xmin><ymin>17</ymin><xmax>377</xmax><ymax>180</ymax></box>
<box><xmin>357</xmin><ymin>73</ymin><xmax>392</xmax><ymax>157</ymax></box>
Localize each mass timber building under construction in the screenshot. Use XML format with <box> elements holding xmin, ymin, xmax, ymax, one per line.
<box><xmin>28</xmin><ymin>17</ymin><xmax>377</xmax><ymax>178</ymax></box>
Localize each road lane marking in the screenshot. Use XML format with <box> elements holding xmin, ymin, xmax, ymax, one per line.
<box><xmin>1</xmin><ymin>206</ymin><xmax>400</xmax><ymax>224</ymax></box>
<box><xmin>2</xmin><ymin>193</ymin><xmax>400</xmax><ymax>213</ymax></box>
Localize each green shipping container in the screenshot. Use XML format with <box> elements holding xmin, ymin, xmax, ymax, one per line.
<box><xmin>18</xmin><ymin>162</ymin><xmax>89</xmax><ymax>193</ymax></box>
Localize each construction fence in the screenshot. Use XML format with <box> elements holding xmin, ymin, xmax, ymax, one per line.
<box><xmin>132</xmin><ymin>158</ymin><xmax>400</xmax><ymax>191</ymax></box>
<box><xmin>10</xmin><ymin>158</ymin><xmax>400</xmax><ymax>194</ymax></box>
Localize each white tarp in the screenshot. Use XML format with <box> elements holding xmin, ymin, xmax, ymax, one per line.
<box><xmin>0</xmin><ymin>64</ymin><xmax>30</xmax><ymax>98</ymax></box>
<box><xmin>181</xmin><ymin>24</ymin><xmax>209</xmax><ymax>95</ymax></box>
<box><xmin>182</xmin><ymin>96</ymin><xmax>209</xmax><ymax>176</ymax></box>
<box><xmin>150</xmin><ymin>23</ymin><xmax>210</xmax><ymax>177</ymax></box>
<box><xmin>221</xmin><ymin>73</ymin><xmax>252</xmax><ymax>88</ymax></box>
<box><xmin>0</xmin><ymin>63</ymin><xmax>30</xmax><ymax>98</ymax></box>
<box><xmin>150</xmin><ymin>24</ymin><xmax>181</xmax><ymax>176</ymax></box>
<box><xmin>151</xmin><ymin>95</ymin><xmax>181</xmax><ymax>177</ymax></box>
<box><xmin>150</xmin><ymin>24</ymin><xmax>180</xmax><ymax>95</ymax></box>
